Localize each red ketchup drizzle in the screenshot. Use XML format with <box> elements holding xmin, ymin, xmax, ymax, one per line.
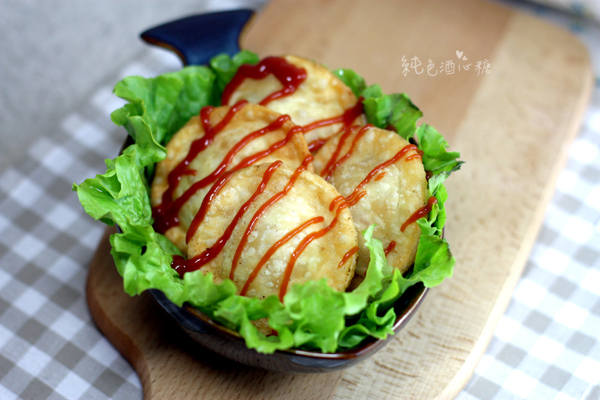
<box><xmin>229</xmin><ymin>155</ymin><xmax>313</xmax><ymax>280</ymax></box>
<box><xmin>237</xmin><ymin>125</ymin><xmax>303</xmax><ymax>167</ymax></box>
<box><xmin>321</xmin><ymin>124</ymin><xmax>373</xmax><ymax>180</ymax></box>
<box><xmin>328</xmin><ymin>195</ymin><xmax>345</xmax><ymax>212</ymax></box>
<box><xmin>328</xmin><ymin>191</ymin><xmax>367</xmax><ymax>212</ymax></box>
<box><xmin>405</xmin><ymin>149</ymin><xmax>424</xmax><ymax>162</ymax></box>
<box><xmin>342</xmin><ymin>191</ymin><xmax>367</xmax><ymax>208</ymax></box>
<box><xmin>384</xmin><ymin>241</ymin><xmax>397</xmax><ymax>256</ymax></box>
<box><xmin>303</xmin><ymin>98</ymin><xmax>364</xmax><ymax>133</ymax></box>
<box><xmin>171</xmin><ymin>161</ymin><xmax>284</xmax><ymax>276</ymax></box>
<box><xmin>182</xmin><ymin>125</ymin><xmax>302</xmax><ymax>245</ymax></box>
<box><xmin>153</xmin><ymin>101</ymin><xmax>248</xmax><ymax>233</ymax></box>
<box><xmin>343</xmin><ymin>144</ymin><xmax>419</xmax><ymax>206</ymax></box>
<box><xmin>307</xmin><ymin>138</ymin><xmax>328</xmax><ymax>153</ymax></box>
<box><xmin>375</xmin><ymin>172</ymin><xmax>387</xmax><ymax>181</ymax></box>
<box><xmin>303</xmin><ymin>99</ymin><xmax>364</xmax><ymax>152</ymax></box>
<box><xmin>279</xmin><ymin>199</ymin><xmax>350</xmax><ymax>301</ymax></box>
<box><xmin>172</xmin><ymin>152</ymin><xmax>356</xmax><ymax>303</ymax></box>
<box><xmin>155</xmin><ymin>111</ymin><xmax>300</xmax><ymax>235</ymax></box>
<box><xmin>240</xmin><ymin>216</ymin><xmax>324</xmax><ymax>296</ymax></box>
<box><xmin>401</xmin><ymin>196</ymin><xmax>438</xmax><ymax>232</ymax></box>
<box><xmin>221</xmin><ymin>57</ymin><xmax>307</xmax><ymax>106</ymax></box>
<box><xmin>171</xmin><ymin>156</ymin><xmax>365</xmax><ymax>302</ymax></box>
<box><xmin>165</xmin><ymin>57</ymin><xmax>434</xmax><ymax>299</ymax></box>
<box><xmin>221</xmin><ymin>54</ymin><xmax>365</xmax><ymax>154</ymax></box>
<box><xmin>338</xmin><ymin>246</ymin><xmax>359</xmax><ymax>269</ymax></box>
<box><xmin>299</xmin><ymin>144</ymin><xmax>419</xmax><ymax>265</ymax></box>
<box><xmin>185</xmin><ymin>170</ymin><xmax>235</xmax><ymax>244</ymax></box>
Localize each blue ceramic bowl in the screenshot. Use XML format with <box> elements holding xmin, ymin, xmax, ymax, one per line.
<box><xmin>149</xmin><ymin>283</ymin><xmax>426</xmax><ymax>373</ymax></box>
<box><xmin>135</xmin><ymin>11</ymin><xmax>429</xmax><ymax>373</ymax></box>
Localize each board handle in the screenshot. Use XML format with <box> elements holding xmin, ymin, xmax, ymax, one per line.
<box><xmin>140</xmin><ymin>10</ymin><xmax>255</xmax><ymax>66</ymax></box>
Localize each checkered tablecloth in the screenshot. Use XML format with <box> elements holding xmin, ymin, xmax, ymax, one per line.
<box><xmin>457</xmin><ymin>96</ymin><xmax>600</xmax><ymax>399</ymax></box>
<box><xmin>1</xmin><ymin>4</ymin><xmax>599</xmax><ymax>400</ymax></box>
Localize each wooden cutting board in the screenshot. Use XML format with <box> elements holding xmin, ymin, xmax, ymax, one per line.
<box><xmin>86</xmin><ymin>0</ymin><xmax>593</xmax><ymax>398</ymax></box>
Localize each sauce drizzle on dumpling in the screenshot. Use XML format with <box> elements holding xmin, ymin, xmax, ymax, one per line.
<box><xmin>171</xmin><ymin>161</ymin><xmax>286</xmax><ymax>275</ymax></box>
<box><xmin>172</xmin><ymin>155</ymin><xmax>357</xmax><ymax>301</ymax></box>
<box><xmin>229</xmin><ymin>155</ymin><xmax>314</xmax><ymax>279</ymax></box>
<box><xmin>153</xmin><ymin>101</ymin><xmax>247</xmax><ymax>233</ymax></box>
<box><xmin>222</xmin><ymin>56</ymin><xmax>366</xmax><ymax>153</ymax></box>
<box><xmin>240</xmin><ymin>216</ymin><xmax>324</xmax><ymax>296</ymax></box>
<box><xmin>338</xmin><ymin>246</ymin><xmax>360</xmax><ymax>269</ymax></box>
<box><xmin>319</xmin><ymin>126</ymin><xmax>436</xmax><ymax>235</ymax></box>
<box><xmin>401</xmin><ymin>196</ymin><xmax>438</xmax><ymax>232</ymax></box>
<box><xmin>384</xmin><ymin>241</ymin><xmax>397</xmax><ymax>256</ymax></box>
<box><xmin>221</xmin><ymin>56</ymin><xmax>307</xmax><ymax>106</ymax></box>
<box><xmin>302</xmin><ymin>99</ymin><xmax>364</xmax><ymax>152</ymax></box>
<box><xmin>153</xmin><ymin>102</ymin><xmax>303</xmax><ymax>233</ymax></box>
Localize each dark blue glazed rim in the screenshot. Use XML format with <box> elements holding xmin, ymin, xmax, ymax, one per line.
<box><xmin>136</xmin><ymin>10</ymin><xmax>429</xmax><ymax>373</ymax></box>
<box><xmin>149</xmin><ymin>282</ymin><xmax>426</xmax><ymax>373</ymax></box>
<box><xmin>140</xmin><ymin>10</ymin><xmax>254</xmax><ymax>66</ymax></box>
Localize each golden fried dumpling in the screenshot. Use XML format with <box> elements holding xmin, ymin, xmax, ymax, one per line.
<box><xmin>222</xmin><ymin>55</ymin><xmax>366</xmax><ymax>151</ymax></box>
<box><xmin>313</xmin><ymin>125</ymin><xmax>428</xmax><ymax>277</ymax></box>
<box><xmin>186</xmin><ymin>161</ymin><xmax>358</xmax><ymax>301</ymax></box>
<box><xmin>151</xmin><ymin>103</ymin><xmax>311</xmax><ymax>253</ymax></box>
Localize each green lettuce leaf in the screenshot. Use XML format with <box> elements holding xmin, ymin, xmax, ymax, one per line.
<box><xmin>111</xmin><ymin>66</ymin><xmax>218</xmax><ymax>147</ymax></box>
<box><xmin>112</xmin><ymin>75</ymin><xmax>182</xmax><ymax>146</ymax></box>
<box><xmin>360</xmin><ymin>84</ymin><xmax>423</xmax><ymax>140</ymax></box>
<box><xmin>73</xmin><ymin>51</ymin><xmax>462</xmax><ymax>353</ymax></box>
<box><xmin>333</xmin><ymin>69</ymin><xmax>367</xmax><ymax>97</ymax></box>
<box><xmin>415</xmin><ymin>124</ymin><xmax>464</xmax><ymax>175</ymax></box>
<box><xmin>210</xmin><ymin>50</ymin><xmax>260</xmax><ymax>101</ymax></box>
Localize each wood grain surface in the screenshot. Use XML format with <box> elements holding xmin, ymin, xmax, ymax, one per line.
<box><xmin>86</xmin><ymin>0</ymin><xmax>593</xmax><ymax>398</ymax></box>
<box><xmin>88</xmin><ymin>227</ymin><xmax>347</xmax><ymax>400</ymax></box>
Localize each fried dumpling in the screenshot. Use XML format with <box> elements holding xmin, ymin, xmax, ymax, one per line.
<box><xmin>313</xmin><ymin>125</ymin><xmax>428</xmax><ymax>277</ymax></box>
<box><xmin>151</xmin><ymin>103</ymin><xmax>311</xmax><ymax>253</ymax></box>
<box><xmin>185</xmin><ymin>161</ymin><xmax>358</xmax><ymax>301</ymax></box>
<box><xmin>221</xmin><ymin>55</ymin><xmax>366</xmax><ymax>152</ymax></box>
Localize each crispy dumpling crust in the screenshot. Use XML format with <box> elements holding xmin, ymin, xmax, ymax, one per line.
<box><xmin>224</xmin><ymin>55</ymin><xmax>366</xmax><ymax>148</ymax></box>
<box><xmin>313</xmin><ymin>126</ymin><xmax>428</xmax><ymax>277</ymax></box>
<box><xmin>186</xmin><ymin>163</ymin><xmax>358</xmax><ymax>300</ymax></box>
<box><xmin>151</xmin><ymin>103</ymin><xmax>311</xmax><ymax>253</ymax></box>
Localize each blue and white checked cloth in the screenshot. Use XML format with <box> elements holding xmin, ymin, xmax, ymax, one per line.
<box><xmin>0</xmin><ymin>2</ymin><xmax>599</xmax><ymax>399</ymax></box>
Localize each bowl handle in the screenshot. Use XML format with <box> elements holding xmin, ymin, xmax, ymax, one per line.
<box><xmin>140</xmin><ymin>10</ymin><xmax>255</xmax><ymax>66</ymax></box>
